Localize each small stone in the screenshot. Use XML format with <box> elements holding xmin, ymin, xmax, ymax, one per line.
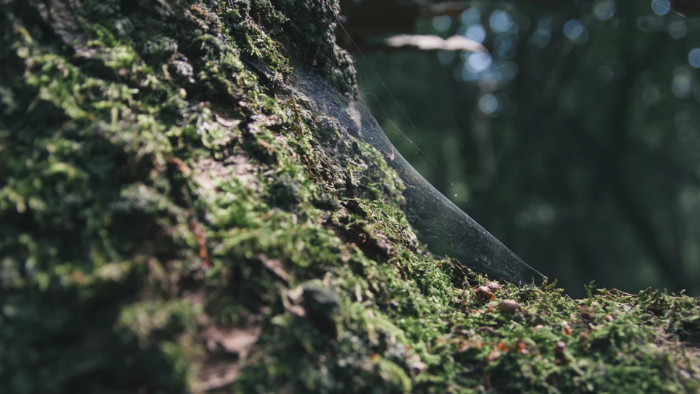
<box><xmin>561</xmin><ymin>321</ymin><xmax>572</xmax><ymax>336</ymax></box>
<box><xmin>475</xmin><ymin>285</ymin><xmax>494</xmax><ymax>300</ymax></box>
<box><xmin>554</xmin><ymin>341</ymin><xmax>567</xmax><ymax>353</ymax></box>
<box><xmin>497</xmin><ymin>299</ymin><xmax>521</xmax><ymax>313</ymax></box>
<box><xmin>486</xmin><ymin>281</ymin><xmax>502</xmax><ymax>292</ymax></box>
<box><xmin>554</xmin><ymin>341</ymin><xmax>570</xmax><ymax>364</ymax></box>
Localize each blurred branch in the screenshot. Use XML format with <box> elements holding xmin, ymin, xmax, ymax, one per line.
<box><xmin>338</xmin><ymin>0</ymin><xmax>470</xmax><ymax>51</ymax></box>
<box><xmin>382</xmin><ymin>34</ymin><xmax>486</xmax><ymax>52</ymax></box>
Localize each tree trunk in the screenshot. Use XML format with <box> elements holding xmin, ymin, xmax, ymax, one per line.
<box><xmin>1</xmin><ymin>0</ymin><xmax>698</xmax><ymax>392</ymax></box>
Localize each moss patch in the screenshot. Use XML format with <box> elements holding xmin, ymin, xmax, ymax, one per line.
<box><xmin>0</xmin><ymin>0</ymin><xmax>698</xmax><ymax>393</ymax></box>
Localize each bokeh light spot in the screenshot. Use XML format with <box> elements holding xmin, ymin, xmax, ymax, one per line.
<box><xmin>479</xmin><ymin>94</ymin><xmax>498</xmax><ymax>114</ymax></box>
<box><xmin>688</xmin><ymin>48</ymin><xmax>700</xmax><ymax>68</ymax></box>
<box><xmin>563</xmin><ymin>20</ymin><xmax>589</xmax><ymax>45</ymax></box>
<box><xmin>593</xmin><ymin>0</ymin><xmax>616</xmax><ymax>21</ymax></box>
<box><xmin>651</xmin><ymin>0</ymin><xmax>670</xmax><ymax>16</ymax></box>
<box><xmin>489</xmin><ymin>10</ymin><xmax>513</xmax><ymax>33</ymax></box>
<box><xmin>529</xmin><ymin>28</ymin><xmax>551</xmax><ymax>48</ymax></box>
<box><xmin>668</xmin><ymin>21</ymin><xmax>687</xmax><ymax>39</ymax></box>
<box><xmin>433</xmin><ymin>15</ymin><xmax>452</xmax><ymax>32</ymax></box>
<box><xmin>671</xmin><ymin>71</ymin><xmax>693</xmax><ymax>98</ymax></box>
<box><xmin>468</xmin><ymin>52</ymin><xmax>492</xmax><ymax>73</ymax></box>
<box><xmin>494</xmin><ymin>34</ymin><xmax>515</xmax><ymax>58</ymax></box>
<box><xmin>463</xmin><ymin>24</ymin><xmax>486</xmax><ymax>43</ymax></box>
<box><xmin>460</xmin><ymin>8</ymin><xmax>481</xmax><ymax>25</ymax></box>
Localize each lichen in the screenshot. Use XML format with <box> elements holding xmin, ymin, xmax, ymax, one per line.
<box><xmin>0</xmin><ymin>0</ymin><xmax>698</xmax><ymax>393</ymax></box>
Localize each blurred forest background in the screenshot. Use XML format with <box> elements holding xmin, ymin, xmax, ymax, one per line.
<box><xmin>339</xmin><ymin>0</ymin><xmax>700</xmax><ymax>297</ymax></box>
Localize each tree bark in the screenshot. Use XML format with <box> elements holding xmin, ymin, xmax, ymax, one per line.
<box><xmin>1</xmin><ymin>0</ymin><xmax>698</xmax><ymax>392</ymax></box>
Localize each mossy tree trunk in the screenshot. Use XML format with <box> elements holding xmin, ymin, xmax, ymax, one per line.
<box><xmin>1</xmin><ymin>0</ymin><xmax>698</xmax><ymax>392</ymax></box>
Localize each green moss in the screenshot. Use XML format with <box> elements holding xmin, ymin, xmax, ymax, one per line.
<box><xmin>1</xmin><ymin>0</ymin><xmax>698</xmax><ymax>393</ymax></box>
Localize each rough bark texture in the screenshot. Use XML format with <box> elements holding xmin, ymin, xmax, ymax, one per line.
<box><xmin>0</xmin><ymin>0</ymin><xmax>699</xmax><ymax>392</ymax></box>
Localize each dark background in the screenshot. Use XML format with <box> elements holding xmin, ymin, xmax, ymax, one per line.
<box><xmin>347</xmin><ymin>0</ymin><xmax>700</xmax><ymax>297</ymax></box>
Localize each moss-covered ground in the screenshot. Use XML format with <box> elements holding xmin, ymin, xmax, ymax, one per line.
<box><xmin>1</xmin><ymin>0</ymin><xmax>698</xmax><ymax>392</ymax></box>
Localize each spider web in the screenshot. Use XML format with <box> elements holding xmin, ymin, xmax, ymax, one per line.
<box><xmin>289</xmin><ymin>68</ymin><xmax>546</xmax><ymax>284</ymax></box>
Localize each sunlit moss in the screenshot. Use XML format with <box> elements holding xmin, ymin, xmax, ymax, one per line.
<box><xmin>1</xmin><ymin>0</ymin><xmax>698</xmax><ymax>393</ymax></box>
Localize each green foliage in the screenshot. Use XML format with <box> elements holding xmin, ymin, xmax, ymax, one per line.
<box><xmin>0</xmin><ymin>0</ymin><xmax>698</xmax><ymax>393</ymax></box>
